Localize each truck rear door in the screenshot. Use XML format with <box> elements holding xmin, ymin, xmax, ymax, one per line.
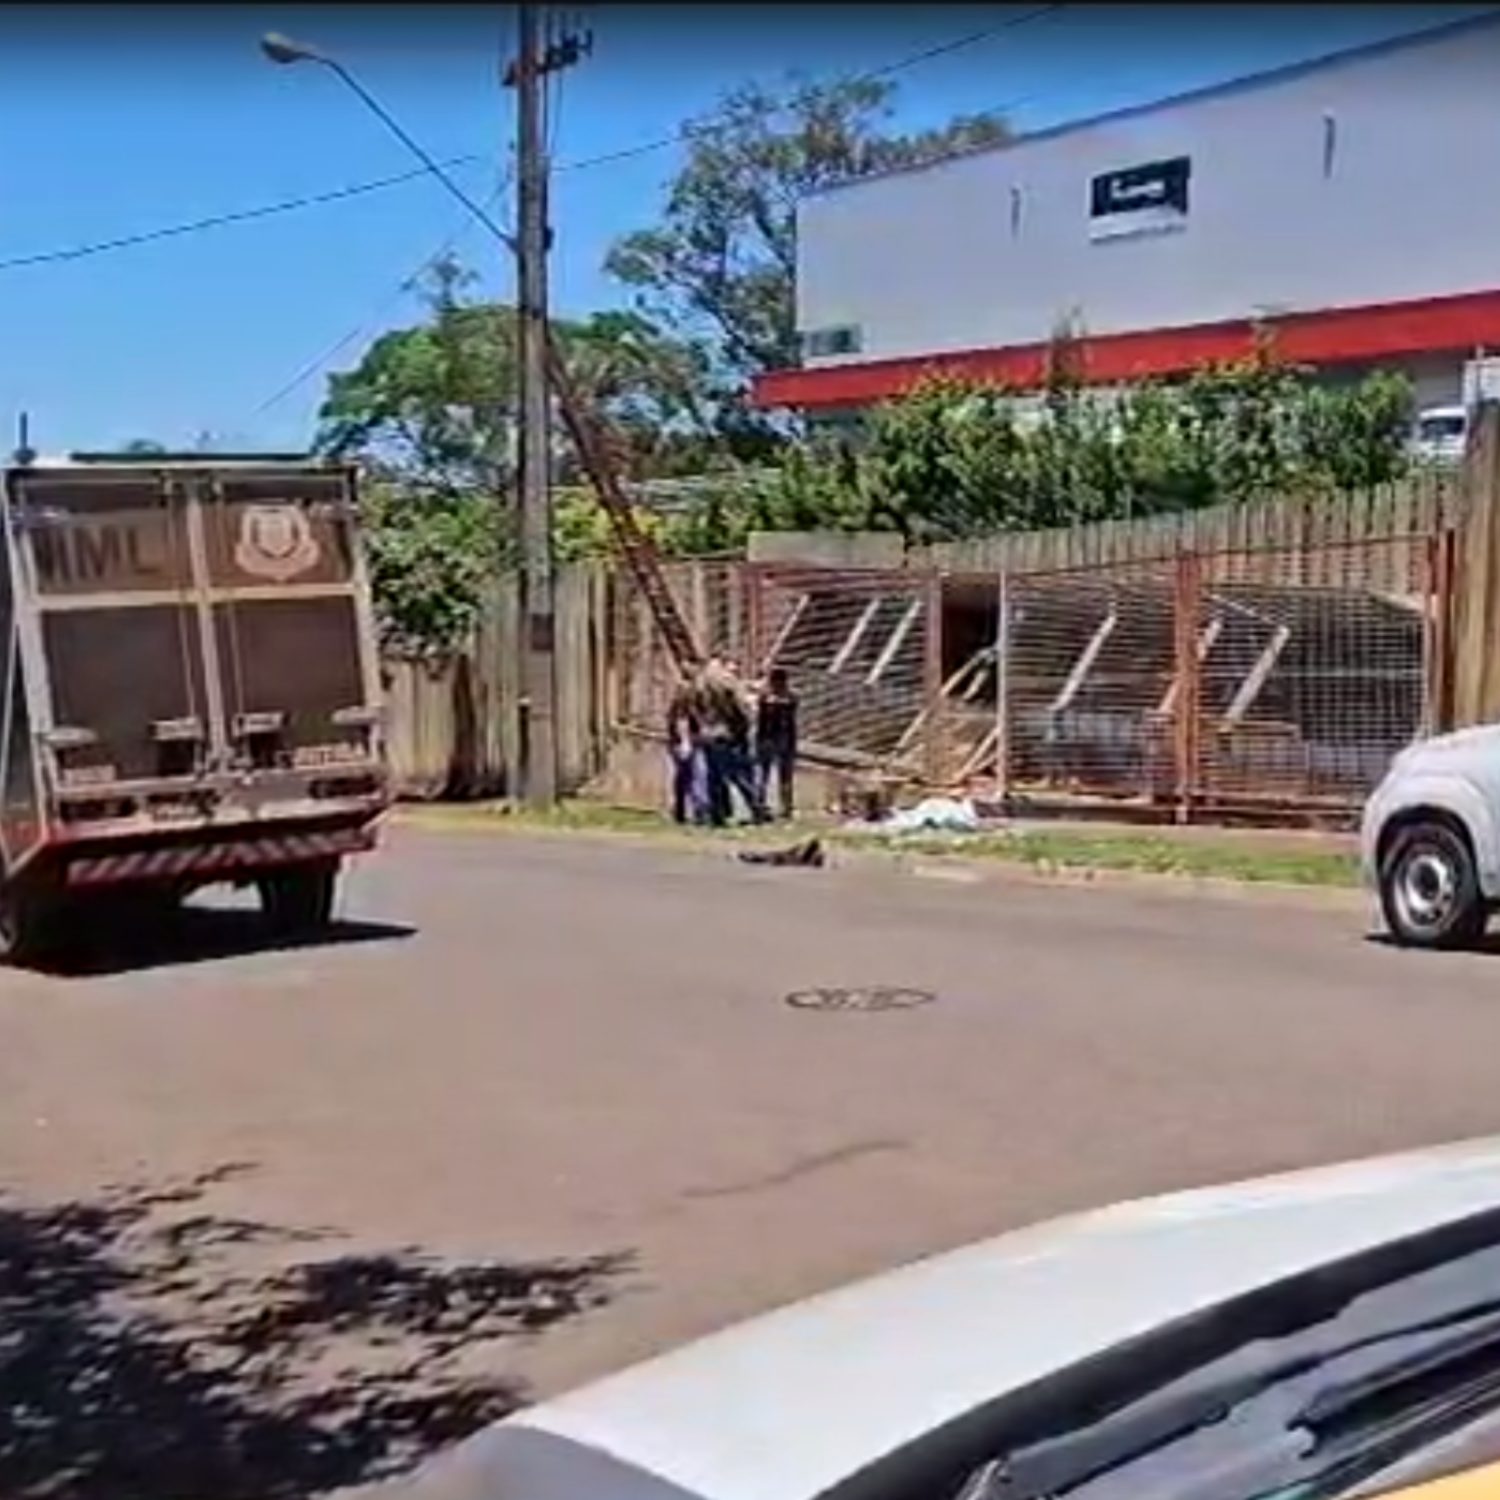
<box><xmin>8</xmin><ymin>462</ymin><xmax>382</xmax><ymax>810</ymax></box>
<box><xmin>198</xmin><ymin>467</ymin><xmax>382</xmax><ymax>775</ymax></box>
<box><xmin>9</xmin><ymin>467</ymin><xmax>209</xmax><ymax>791</ymax></box>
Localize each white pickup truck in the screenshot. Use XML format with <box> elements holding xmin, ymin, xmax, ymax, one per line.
<box><xmin>1362</xmin><ymin>724</ymin><xmax>1500</xmax><ymax>948</ymax></box>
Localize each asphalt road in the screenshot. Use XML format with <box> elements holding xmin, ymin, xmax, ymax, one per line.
<box><xmin>6</xmin><ymin>825</ymin><xmax>1500</xmax><ymax>1496</ymax></box>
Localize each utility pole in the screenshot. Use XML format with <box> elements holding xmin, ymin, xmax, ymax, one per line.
<box><xmin>505</xmin><ymin>5</ymin><xmax>589</xmax><ymax>807</ymax></box>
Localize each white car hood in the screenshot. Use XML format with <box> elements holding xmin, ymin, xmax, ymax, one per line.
<box><xmin>1390</xmin><ymin>723</ymin><xmax>1500</xmax><ymax>776</ymax></box>
<box><xmin>378</xmin><ymin>1136</ymin><xmax>1500</xmax><ymax>1500</ymax></box>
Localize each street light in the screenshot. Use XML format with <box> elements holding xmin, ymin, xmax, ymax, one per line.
<box><xmin>259</xmin><ymin>31</ymin><xmax>322</xmax><ymax>66</ymax></box>
<box><xmin>259</xmin><ymin>27</ymin><xmax>561</xmax><ymax>806</ymax></box>
<box><xmin>258</xmin><ymin>32</ymin><xmax>516</xmax><ymax>255</ymax></box>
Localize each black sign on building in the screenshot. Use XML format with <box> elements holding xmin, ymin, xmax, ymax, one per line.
<box><xmin>1089</xmin><ymin>155</ymin><xmax>1191</xmax><ymax>240</ymax></box>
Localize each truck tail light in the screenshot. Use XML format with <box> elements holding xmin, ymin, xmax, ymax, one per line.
<box><xmin>233</xmin><ymin>710</ymin><xmax>287</xmax><ymax>770</ymax></box>
<box><xmin>152</xmin><ymin>716</ymin><xmax>204</xmax><ymax>778</ymax></box>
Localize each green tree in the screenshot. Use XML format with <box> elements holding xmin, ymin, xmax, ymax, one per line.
<box><xmin>317</xmin><ymin>256</ymin><xmax>517</xmax><ymax>498</ymax></box>
<box><xmin>317</xmin><ymin>257</ymin><xmax>743</xmax><ymax>649</ymax></box>
<box><xmin>359</xmin><ymin>483</ymin><xmax>504</xmax><ymax>658</ymax></box>
<box><xmin>753</xmin><ymin>358</ymin><xmax>1415</xmax><ymax>545</ymax></box>
<box><xmin>1290</xmin><ymin>370</ymin><xmax>1415</xmax><ymax>493</ymax></box>
<box><xmin>317</xmin><ymin>255</ymin><xmax>720</xmax><ymax>495</ymax></box>
<box><xmin>552</xmin><ymin>483</ymin><xmax>672</xmax><ymax>564</ymax></box>
<box><xmin>605</xmin><ymin>76</ymin><xmax>1010</xmax><ymax>379</ymax></box>
<box><xmin>746</xmin><ymin>437</ymin><xmax>872</xmax><ymax>534</ymax></box>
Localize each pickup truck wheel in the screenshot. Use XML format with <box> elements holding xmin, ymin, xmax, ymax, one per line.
<box><xmin>259</xmin><ymin>863</ymin><xmax>337</xmax><ymax>937</ymax></box>
<box><xmin>1380</xmin><ymin>821</ymin><xmax>1487</xmax><ymax>950</ymax></box>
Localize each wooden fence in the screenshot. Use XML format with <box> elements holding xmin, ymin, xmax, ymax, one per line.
<box><xmin>914</xmin><ymin>473</ymin><xmax>1458</xmax><ymax>582</ymax></box>
<box><xmin>383</xmin><ymin>564</ymin><xmax>616</xmax><ymax>799</ymax></box>
<box><xmin>383</xmin><ymin>463</ymin><xmax>1494</xmax><ymax>803</ymax></box>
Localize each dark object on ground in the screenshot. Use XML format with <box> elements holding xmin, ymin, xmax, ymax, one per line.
<box><xmin>738</xmin><ymin>838</ymin><xmax>825</xmax><ymax>869</ymax></box>
<box><xmin>786</xmin><ymin>985</ymin><xmax>936</xmax><ymax>1012</ymax></box>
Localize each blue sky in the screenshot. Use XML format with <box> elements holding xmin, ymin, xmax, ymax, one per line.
<box><xmin>0</xmin><ymin>2</ymin><xmax>1486</xmax><ymax>454</ymax></box>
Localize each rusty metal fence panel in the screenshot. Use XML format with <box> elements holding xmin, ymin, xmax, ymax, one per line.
<box><xmin>987</xmin><ymin>533</ymin><xmax>1447</xmax><ymax>816</ymax></box>
<box><xmin>1190</xmin><ymin>539</ymin><xmax>1436</xmax><ymax>809</ymax></box>
<box><xmin>609</xmin><ymin>536</ymin><xmax>1449</xmax><ymax>818</ymax></box>
<box><xmin>748</xmin><ymin>565</ymin><xmax>939</xmax><ymax>774</ymax></box>
<box><xmin>995</xmin><ymin>560</ymin><xmax>1183</xmax><ymax>807</ymax></box>
<box><xmin>601</xmin><ymin>502</ymin><xmax>1457</xmax><ymax>820</ymax></box>
<box><xmin>616</xmin><ymin>561</ymin><xmax>943</xmax><ymax>773</ymax></box>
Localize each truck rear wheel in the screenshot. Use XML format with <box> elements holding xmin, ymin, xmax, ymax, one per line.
<box><xmin>0</xmin><ymin>884</ymin><xmax>64</xmax><ymax>967</ymax></box>
<box><xmin>258</xmin><ymin>862</ymin><xmax>338</xmax><ymax>937</ymax></box>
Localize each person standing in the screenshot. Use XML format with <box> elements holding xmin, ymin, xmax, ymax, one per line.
<box><xmin>698</xmin><ymin>656</ymin><xmax>767</xmax><ymax>826</ymax></box>
<box><xmin>722</xmin><ymin>656</ymin><xmax>768</xmax><ymax>824</ymax></box>
<box><xmin>754</xmin><ymin>666</ymin><xmax>799</xmax><ymax>821</ymax></box>
<box><xmin>665</xmin><ymin>675</ymin><xmax>703</xmax><ymax>825</ymax></box>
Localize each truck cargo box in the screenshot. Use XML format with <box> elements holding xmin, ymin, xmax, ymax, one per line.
<box><xmin>0</xmin><ymin>455</ymin><xmax>389</xmax><ymax>954</ymax></box>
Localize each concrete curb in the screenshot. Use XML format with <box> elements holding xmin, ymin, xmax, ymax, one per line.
<box><xmin>393</xmin><ymin>809</ymin><xmax>1368</xmax><ymax>913</ymax></box>
<box><xmin>871</xmin><ymin>849</ymin><xmax>1371</xmax><ymax>912</ymax></box>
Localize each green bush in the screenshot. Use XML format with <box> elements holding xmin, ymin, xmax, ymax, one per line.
<box><xmin>762</xmin><ymin>353</ymin><xmax>1415</xmax><ymax>545</ymax></box>
<box><xmin>360</xmin><ymin>484</ymin><xmax>508</xmax><ymax>659</ymax></box>
<box><xmin>362</xmin><ymin>350</ymin><xmax>1417</xmax><ymax>654</ymax></box>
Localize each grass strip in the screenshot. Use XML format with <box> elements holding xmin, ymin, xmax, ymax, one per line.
<box><xmin>400</xmin><ymin>800</ymin><xmax>1361</xmax><ymax>889</ymax></box>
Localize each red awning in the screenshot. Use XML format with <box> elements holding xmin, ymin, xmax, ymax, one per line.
<box><xmin>751</xmin><ymin>286</ymin><xmax>1500</xmax><ymax>409</ymax></box>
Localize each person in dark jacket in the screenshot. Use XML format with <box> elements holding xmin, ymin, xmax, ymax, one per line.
<box><xmin>665</xmin><ymin>676</ymin><xmax>704</xmax><ymax>825</ymax></box>
<box><xmin>697</xmin><ymin>658</ymin><xmax>767</xmax><ymax>826</ymax></box>
<box><xmin>754</xmin><ymin>666</ymin><xmax>799</xmax><ymax>821</ymax></box>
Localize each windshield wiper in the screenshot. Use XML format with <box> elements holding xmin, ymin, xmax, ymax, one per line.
<box><xmin>972</xmin><ymin>1306</ymin><xmax>1500</xmax><ymax>1500</ymax></box>
<box><xmin>1303</xmin><ymin>1313</ymin><xmax>1500</xmax><ymax>1432</ymax></box>
<box><xmin>1281</xmin><ymin>1320</ymin><xmax>1500</xmax><ymax>1498</ymax></box>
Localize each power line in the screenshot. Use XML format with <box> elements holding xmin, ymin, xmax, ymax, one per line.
<box><xmin>248</xmin><ymin>170</ymin><xmax>516</xmax><ymax>420</ymax></box>
<box><xmin>0</xmin><ymin>154</ymin><xmax>489</xmax><ymax>273</ymax></box>
<box><xmin>544</xmin><ymin>8</ymin><xmax>571</xmax><ymax>162</ymax></box>
<box><xmin>0</xmin><ymin>6</ymin><xmax>1063</xmax><ymax>277</ymax></box>
<box><xmin>246</xmin><ymin>6</ymin><xmax>1059</xmax><ymax>429</ymax></box>
<box><xmin>248</xmin><ymin>8</ymin><xmax>550</xmax><ymax>428</ymax></box>
<box><xmin>864</xmin><ymin>4</ymin><xmax>1066</xmax><ymax>81</ymax></box>
<box><xmin>246</xmin><ymin>293</ymin><xmax>403</xmax><ymax>422</ymax></box>
<box><xmin>553</xmin><ymin>2</ymin><xmax>1067</xmax><ymax>173</ymax></box>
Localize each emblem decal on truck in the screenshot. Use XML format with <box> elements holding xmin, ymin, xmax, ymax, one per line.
<box><xmin>234</xmin><ymin>504</ymin><xmax>321</xmax><ymax>582</ymax></box>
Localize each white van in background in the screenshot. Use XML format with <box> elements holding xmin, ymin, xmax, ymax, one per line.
<box><xmin>1408</xmin><ymin>357</ymin><xmax>1500</xmax><ymax>465</ymax></box>
<box><xmin>1411</xmin><ymin>403</ymin><xmax>1468</xmax><ymax>465</ymax></box>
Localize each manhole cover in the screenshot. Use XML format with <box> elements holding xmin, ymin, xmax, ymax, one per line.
<box><xmin>786</xmin><ymin>985</ymin><xmax>936</xmax><ymax>1013</ymax></box>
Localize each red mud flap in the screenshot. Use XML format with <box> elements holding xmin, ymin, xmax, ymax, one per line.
<box><xmin>64</xmin><ymin>826</ymin><xmax>377</xmax><ymax>888</ymax></box>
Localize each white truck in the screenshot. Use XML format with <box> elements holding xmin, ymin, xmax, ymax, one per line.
<box><xmin>0</xmin><ymin>451</ymin><xmax>389</xmax><ymax>961</ymax></box>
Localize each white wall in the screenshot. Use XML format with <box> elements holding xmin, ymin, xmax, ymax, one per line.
<box><xmin>797</xmin><ymin>17</ymin><xmax>1500</xmax><ymax>366</ymax></box>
